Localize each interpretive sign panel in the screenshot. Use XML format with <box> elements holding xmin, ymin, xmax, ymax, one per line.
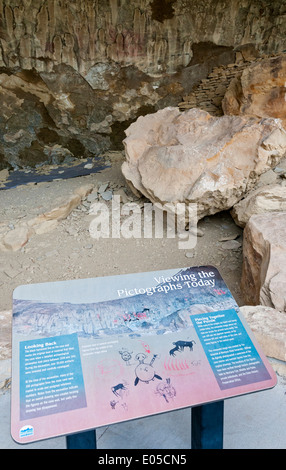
<box><xmin>11</xmin><ymin>266</ymin><xmax>277</xmax><ymax>443</ymax></box>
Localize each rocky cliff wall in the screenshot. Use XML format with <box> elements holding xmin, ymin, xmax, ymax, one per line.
<box><xmin>1</xmin><ymin>0</ymin><xmax>286</xmax><ymax>169</ymax></box>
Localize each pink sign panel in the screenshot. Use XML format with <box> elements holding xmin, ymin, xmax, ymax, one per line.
<box><xmin>11</xmin><ymin>266</ymin><xmax>277</xmax><ymax>443</ymax></box>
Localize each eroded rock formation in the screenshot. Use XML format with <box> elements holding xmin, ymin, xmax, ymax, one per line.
<box><xmin>222</xmin><ymin>54</ymin><xmax>286</xmax><ymax>128</ymax></box>
<box><xmin>231</xmin><ymin>183</ymin><xmax>286</xmax><ymax>228</ymax></box>
<box><xmin>1</xmin><ymin>0</ymin><xmax>286</xmax><ymax>168</ymax></box>
<box><xmin>3</xmin><ymin>0</ymin><xmax>286</xmax><ymax>75</ymax></box>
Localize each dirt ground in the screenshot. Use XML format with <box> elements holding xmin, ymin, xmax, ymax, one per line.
<box><xmin>0</xmin><ymin>151</ymin><xmax>244</xmax><ymax>374</ymax></box>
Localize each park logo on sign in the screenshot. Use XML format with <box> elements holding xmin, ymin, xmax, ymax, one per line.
<box><xmin>19</xmin><ymin>425</ymin><xmax>34</xmax><ymax>438</ymax></box>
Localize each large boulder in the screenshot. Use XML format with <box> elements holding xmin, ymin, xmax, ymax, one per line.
<box><xmin>222</xmin><ymin>54</ymin><xmax>286</xmax><ymax>128</ymax></box>
<box><xmin>241</xmin><ymin>212</ymin><xmax>286</xmax><ymax>311</ymax></box>
<box><xmin>122</xmin><ymin>107</ymin><xmax>286</xmax><ymax>219</ymax></box>
<box><xmin>231</xmin><ymin>183</ymin><xmax>286</xmax><ymax>227</ymax></box>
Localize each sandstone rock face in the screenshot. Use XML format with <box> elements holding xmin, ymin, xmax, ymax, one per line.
<box><xmin>0</xmin><ymin>66</ymin><xmax>112</xmax><ymax>169</ymax></box>
<box><xmin>122</xmin><ymin>107</ymin><xmax>286</xmax><ymax>219</ymax></box>
<box><xmin>231</xmin><ymin>184</ymin><xmax>286</xmax><ymax>227</ymax></box>
<box><xmin>241</xmin><ymin>212</ymin><xmax>286</xmax><ymax>311</ymax></box>
<box><xmin>2</xmin><ymin>1</ymin><xmax>285</xmax><ymax>76</ymax></box>
<box><xmin>222</xmin><ymin>54</ymin><xmax>286</xmax><ymax>128</ymax></box>
<box><xmin>1</xmin><ymin>0</ymin><xmax>286</xmax><ymax>168</ymax></box>
<box><xmin>240</xmin><ymin>305</ymin><xmax>286</xmax><ymax>362</ymax></box>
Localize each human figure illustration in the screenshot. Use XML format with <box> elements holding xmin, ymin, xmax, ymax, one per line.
<box><xmin>155</xmin><ymin>378</ymin><xmax>176</xmax><ymax>403</ymax></box>
<box><xmin>134</xmin><ymin>353</ymin><xmax>162</xmax><ymax>386</ymax></box>
<box><xmin>118</xmin><ymin>348</ymin><xmax>133</xmax><ymax>366</ymax></box>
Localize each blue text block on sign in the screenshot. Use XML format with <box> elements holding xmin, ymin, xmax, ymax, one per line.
<box><xmin>191</xmin><ymin>309</ymin><xmax>271</xmax><ymax>390</ymax></box>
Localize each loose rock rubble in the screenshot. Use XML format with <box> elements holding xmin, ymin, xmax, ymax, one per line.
<box><xmin>0</xmin><ymin>184</ymin><xmax>94</xmax><ymax>251</ymax></box>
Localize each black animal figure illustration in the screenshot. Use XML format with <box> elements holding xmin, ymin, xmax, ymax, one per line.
<box><xmin>111</xmin><ymin>383</ymin><xmax>128</xmax><ymax>397</ymax></box>
<box><xmin>169</xmin><ymin>340</ymin><xmax>196</xmax><ymax>356</ymax></box>
<box><xmin>134</xmin><ymin>353</ymin><xmax>162</xmax><ymax>386</ymax></box>
<box><xmin>110</xmin><ymin>382</ymin><xmax>128</xmax><ymax>411</ymax></box>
